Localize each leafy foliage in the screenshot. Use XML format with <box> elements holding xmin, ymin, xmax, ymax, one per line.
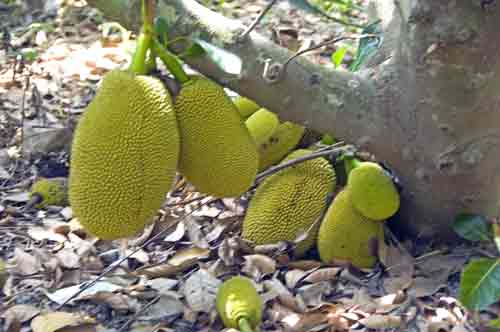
<box><xmin>453</xmin><ymin>214</ymin><xmax>492</xmax><ymax>242</ymax></box>
<box><xmin>458</xmin><ymin>258</ymin><xmax>500</xmax><ymax>311</ymax></box>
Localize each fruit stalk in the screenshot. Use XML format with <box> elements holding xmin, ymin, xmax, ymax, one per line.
<box><xmin>153</xmin><ymin>40</ymin><xmax>190</xmax><ymax>84</ymax></box>
<box><xmin>238</xmin><ymin>317</ymin><xmax>255</xmax><ymax>332</ymax></box>
<box><xmin>344</xmin><ymin>156</ymin><xmax>361</xmax><ymax>176</ymax></box>
<box><xmin>129</xmin><ymin>0</ymin><xmax>155</xmax><ymax>74</ymax></box>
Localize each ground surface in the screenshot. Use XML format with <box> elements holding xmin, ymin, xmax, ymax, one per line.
<box><xmin>0</xmin><ymin>1</ymin><xmax>498</xmax><ymax>331</ymax></box>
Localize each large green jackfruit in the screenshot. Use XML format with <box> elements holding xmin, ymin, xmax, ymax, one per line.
<box><xmin>69</xmin><ymin>70</ymin><xmax>180</xmax><ymax>240</ymax></box>
<box><xmin>233</xmin><ymin>96</ymin><xmax>260</xmax><ymax>119</ymax></box>
<box><xmin>317</xmin><ymin>189</ymin><xmax>383</xmax><ymax>268</ymax></box>
<box><xmin>348</xmin><ymin>161</ymin><xmax>400</xmax><ymax>220</ymax></box>
<box><xmin>244</xmin><ymin>108</ymin><xmax>279</xmax><ymax>146</ymax></box>
<box><xmin>258</xmin><ymin>121</ymin><xmax>305</xmax><ymax>171</ymax></box>
<box><xmin>174</xmin><ymin>76</ymin><xmax>259</xmax><ymax>197</ymax></box>
<box><xmin>242</xmin><ymin>149</ymin><xmax>336</xmax><ymax>257</ymax></box>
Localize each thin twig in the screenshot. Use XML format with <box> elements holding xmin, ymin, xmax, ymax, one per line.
<box><xmin>254</xmin><ymin>142</ymin><xmax>349</xmax><ymax>184</ymax></box>
<box><xmin>165</xmin><ymin>194</ymin><xmax>209</xmax><ymax>207</ymax></box>
<box><xmin>118</xmin><ymin>294</ymin><xmax>163</xmax><ymax>331</ymax></box>
<box><xmin>240</xmin><ymin>0</ymin><xmax>279</xmax><ymax>39</ymax></box>
<box><xmin>263</xmin><ymin>34</ymin><xmax>379</xmax><ymax>83</ymax></box>
<box><xmin>19</xmin><ymin>73</ymin><xmax>31</xmax><ymax>157</ymax></box>
<box><xmin>51</xmin><ymin>202</ymin><xmax>208</xmax><ymax>312</ymax></box>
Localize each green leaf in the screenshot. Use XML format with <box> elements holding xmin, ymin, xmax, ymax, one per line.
<box><xmin>489</xmin><ymin>318</ymin><xmax>500</xmax><ymax>328</ymax></box>
<box><xmin>182</xmin><ymin>42</ymin><xmax>206</xmax><ymax>59</ymax></box>
<box><xmin>494</xmin><ymin>223</ymin><xmax>500</xmax><ymax>254</ymax></box>
<box><xmin>453</xmin><ymin>213</ymin><xmax>492</xmax><ymax>242</ymax></box>
<box><xmin>154</xmin><ymin>17</ymin><xmax>169</xmax><ymax>45</ymax></box>
<box><xmin>459</xmin><ymin>258</ymin><xmax>500</xmax><ymax>311</ymax></box>
<box><xmin>331</xmin><ymin>47</ymin><xmax>347</xmax><ymax>68</ymax></box>
<box><xmin>193</xmin><ymin>38</ymin><xmax>242</xmax><ymax>75</ymax></box>
<box><xmin>349</xmin><ymin>20</ymin><xmax>382</xmax><ymax>72</ymax></box>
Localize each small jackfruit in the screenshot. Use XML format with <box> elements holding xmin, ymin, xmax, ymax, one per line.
<box><xmin>245</xmin><ymin>108</ymin><xmax>279</xmax><ymax>146</ymax></box>
<box><xmin>174</xmin><ymin>76</ymin><xmax>258</xmax><ymax>197</ymax></box>
<box><xmin>233</xmin><ymin>96</ymin><xmax>260</xmax><ymax>119</ymax></box>
<box><xmin>69</xmin><ymin>70</ymin><xmax>180</xmax><ymax>240</ymax></box>
<box><xmin>348</xmin><ymin>161</ymin><xmax>400</xmax><ymax>220</ymax></box>
<box><xmin>30</xmin><ymin>178</ymin><xmax>67</xmax><ymax>208</ymax></box>
<box><xmin>216</xmin><ymin>276</ymin><xmax>263</xmax><ymax>330</ymax></box>
<box><xmin>317</xmin><ymin>189</ymin><xmax>383</xmax><ymax>268</ymax></box>
<box><xmin>258</xmin><ymin>121</ymin><xmax>305</xmax><ymax>171</ymax></box>
<box><xmin>0</xmin><ymin>259</ymin><xmax>6</xmax><ymax>289</ymax></box>
<box><xmin>242</xmin><ymin>149</ymin><xmax>336</xmax><ymax>257</ymax></box>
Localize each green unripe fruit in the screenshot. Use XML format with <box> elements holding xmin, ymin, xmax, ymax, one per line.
<box><xmin>216</xmin><ymin>276</ymin><xmax>263</xmax><ymax>331</ymax></box>
<box><xmin>258</xmin><ymin>121</ymin><xmax>305</xmax><ymax>171</ymax></box>
<box><xmin>233</xmin><ymin>96</ymin><xmax>261</xmax><ymax>119</ymax></box>
<box><xmin>0</xmin><ymin>259</ymin><xmax>6</xmax><ymax>289</ymax></box>
<box><xmin>317</xmin><ymin>189</ymin><xmax>383</xmax><ymax>268</ymax></box>
<box><xmin>348</xmin><ymin>161</ymin><xmax>400</xmax><ymax>220</ymax></box>
<box><xmin>69</xmin><ymin>70</ymin><xmax>180</xmax><ymax>240</ymax></box>
<box><xmin>30</xmin><ymin>178</ymin><xmax>68</xmax><ymax>208</ymax></box>
<box><xmin>245</xmin><ymin>108</ymin><xmax>280</xmax><ymax>146</ymax></box>
<box><xmin>174</xmin><ymin>76</ymin><xmax>259</xmax><ymax>198</ymax></box>
<box><xmin>242</xmin><ymin>149</ymin><xmax>336</xmax><ymax>257</ymax></box>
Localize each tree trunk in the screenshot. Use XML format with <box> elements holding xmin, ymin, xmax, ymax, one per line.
<box><xmin>86</xmin><ymin>0</ymin><xmax>500</xmax><ymax>240</ymax></box>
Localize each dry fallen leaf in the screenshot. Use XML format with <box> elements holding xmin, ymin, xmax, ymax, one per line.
<box><xmin>182</xmin><ymin>268</ymin><xmax>221</xmax><ymax>312</ymax></box>
<box><xmin>12</xmin><ymin>248</ymin><xmax>42</xmax><ymax>276</ymax></box>
<box><xmin>135</xmin><ymin>247</ymin><xmax>209</xmax><ymax>278</ymax></box>
<box><xmin>31</xmin><ymin>312</ymin><xmax>94</xmax><ymax>332</ymax></box>
<box><xmin>359</xmin><ymin>314</ymin><xmax>403</xmax><ymax>329</ymax></box>
<box><xmin>242</xmin><ymin>254</ymin><xmax>277</xmax><ymax>278</ymax></box>
<box><xmin>303</xmin><ymin>267</ymin><xmax>341</xmax><ymax>284</ymax></box>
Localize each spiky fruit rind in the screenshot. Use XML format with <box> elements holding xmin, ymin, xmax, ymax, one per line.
<box><xmin>233</xmin><ymin>96</ymin><xmax>260</xmax><ymax>119</ymax></box>
<box><xmin>317</xmin><ymin>189</ymin><xmax>383</xmax><ymax>268</ymax></box>
<box><xmin>31</xmin><ymin>178</ymin><xmax>67</xmax><ymax>208</ymax></box>
<box><xmin>245</xmin><ymin>108</ymin><xmax>279</xmax><ymax>146</ymax></box>
<box><xmin>348</xmin><ymin>162</ymin><xmax>400</xmax><ymax>220</ymax></box>
<box><xmin>242</xmin><ymin>149</ymin><xmax>336</xmax><ymax>257</ymax></box>
<box><xmin>258</xmin><ymin>121</ymin><xmax>305</xmax><ymax>171</ymax></box>
<box><xmin>174</xmin><ymin>76</ymin><xmax>258</xmax><ymax>197</ymax></box>
<box><xmin>216</xmin><ymin>276</ymin><xmax>263</xmax><ymax>329</ymax></box>
<box><xmin>69</xmin><ymin>70</ymin><xmax>180</xmax><ymax>240</ymax></box>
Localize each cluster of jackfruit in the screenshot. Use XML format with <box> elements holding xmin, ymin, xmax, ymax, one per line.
<box><xmin>233</xmin><ymin>96</ymin><xmax>306</xmax><ymax>171</ymax></box>
<box><xmin>317</xmin><ymin>160</ymin><xmax>400</xmax><ymax>268</ymax></box>
<box><xmin>242</xmin><ymin>149</ymin><xmax>336</xmax><ymax>257</ymax></box>
<box><xmin>69</xmin><ymin>73</ymin><xmax>261</xmax><ymax>240</ymax></box>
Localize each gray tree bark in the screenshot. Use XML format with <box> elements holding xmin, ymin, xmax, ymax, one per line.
<box><xmin>86</xmin><ymin>0</ymin><xmax>500</xmax><ymax>240</ymax></box>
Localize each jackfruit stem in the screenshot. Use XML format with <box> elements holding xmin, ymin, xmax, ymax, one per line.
<box><xmin>130</xmin><ymin>33</ymin><xmax>151</xmax><ymax>75</ymax></box>
<box><xmin>129</xmin><ymin>0</ymin><xmax>155</xmax><ymax>74</ymax></box>
<box><xmin>238</xmin><ymin>317</ymin><xmax>255</xmax><ymax>332</ymax></box>
<box><xmin>344</xmin><ymin>157</ymin><xmax>362</xmax><ymax>176</ymax></box>
<box><xmin>153</xmin><ymin>40</ymin><xmax>190</xmax><ymax>84</ymax></box>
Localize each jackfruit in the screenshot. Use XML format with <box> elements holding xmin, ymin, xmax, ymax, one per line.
<box><xmin>242</xmin><ymin>149</ymin><xmax>336</xmax><ymax>257</ymax></box>
<box><xmin>258</xmin><ymin>121</ymin><xmax>305</xmax><ymax>171</ymax></box>
<box><xmin>0</xmin><ymin>259</ymin><xmax>6</xmax><ymax>289</ymax></box>
<box><xmin>245</xmin><ymin>108</ymin><xmax>279</xmax><ymax>146</ymax></box>
<box><xmin>317</xmin><ymin>189</ymin><xmax>383</xmax><ymax>268</ymax></box>
<box><xmin>216</xmin><ymin>276</ymin><xmax>263</xmax><ymax>330</ymax></box>
<box><xmin>233</xmin><ymin>96</ymin><xmax>260</xmax><ymax>119</ymax></box>
<box><xmin>174</xmin><ymin>75</ymin><xmax>258</xmax><ymax>197</ymax></box>
<box><xmin>69</xmin><ymin>70</ymin><xmax>180</xmax><ymax>240</ymax></box>
<box><xmin>348</xmin><ymin>161</ymin><xmax>400</xmax><ymax>220</ymax></box>
<box><xmin>30</xmin><ymin>178</ymin><xmax>68</xmax><ymax>208</ymax></box>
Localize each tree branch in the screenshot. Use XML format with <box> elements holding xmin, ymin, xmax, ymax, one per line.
<box><xmin>86</xmin><ymin>0</ymin><xmax>380</xmax><ymax>146</ymax></box>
